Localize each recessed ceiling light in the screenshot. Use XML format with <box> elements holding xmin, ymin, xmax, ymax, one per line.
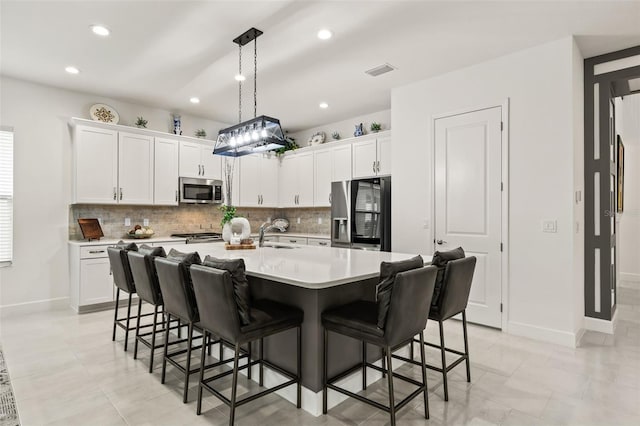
<box><xmin>189</xmin><ymin>97</ymin><xmax>200</xmax><ymax>104</ymax></box>
<box><xmin>319</xmin><ymin>102</ymin><xmax>329</xmax><ymax>109</ymax></box>
<box><xmin>317</xmin><ymin>29</ymin><xmax>332</xmax><ymax>40</ymax></box>
<box><xmin>65</xmin><ymin>66</ymin><xmax>80</xmax><ymax>74</ymax></box>
<box><xmin>90</xmin><ymin>25</ymin><xmax>110</xmax><ymax>37</ymax></box>
<box><xmin>234</xmin><ymin>74</ymin><xmax>246</xmax><ymax>82</ymax></box>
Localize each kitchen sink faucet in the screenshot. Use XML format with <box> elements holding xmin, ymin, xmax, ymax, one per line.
<box><xmin>259</xmin><ymin>222</ymin><xmax>286</xmax><ymax>247</ymax></box>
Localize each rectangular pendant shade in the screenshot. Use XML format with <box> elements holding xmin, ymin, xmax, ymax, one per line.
<box><xmin>214</xmin><ymin>115</ymin><xmax>286</xmax><ymax>157</ymax></box>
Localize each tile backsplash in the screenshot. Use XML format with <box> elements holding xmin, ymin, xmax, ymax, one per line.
<box><xmin>69</xmin><ymin>204</ymin><xmax>330</xmax><ymax>240</ymax></box>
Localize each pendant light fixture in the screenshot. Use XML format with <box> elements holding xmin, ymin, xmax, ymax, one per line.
<box><xmin>214</xmin><ymin>28</ymin><xmax>286</xmax><ymax>157</ymax></box>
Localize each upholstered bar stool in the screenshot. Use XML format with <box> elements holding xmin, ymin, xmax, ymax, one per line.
<box><xmin>190</xmin><ymin>261</ymin><xmax>303</xmax><ymax>426</ymax></box>
<box><xmin>107</xmin><ymin>244</ymin><xmax>155</xmax><ymax>351</ymax></box>
<box><xmin>128</xmin><ymin>246</ymin><xmax>182</xmax><ymax>373</ymax></box>
<box><xmin>322</xmin><ymin>263</ymin><xmax>437</xmax><ymax>426</ymax></box>
<box><xmin>398</xmin><ymin>253</ymin><xmax>477</xmax><ymax>401</ymax></box>
<box><xmin>155</xmin><ymin>253</ymin><xmax>225</xmax><ymax>403</ymax></box>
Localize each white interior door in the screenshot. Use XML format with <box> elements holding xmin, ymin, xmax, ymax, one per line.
<box><xmin>434</xmin><ymin>106</ymin><xmax>503</xmax><ymax>328</ymax></box>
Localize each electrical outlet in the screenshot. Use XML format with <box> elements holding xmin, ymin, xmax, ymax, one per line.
<box><xmin>297</xmin><ymin>217</ymin><xmax>301</xmax><ymax>224</ymax></box>
<box><xmin>124</xmin><ymin>218</ymin><xmax>131</xmax><ymax>227</ymax></box>
<box><xmin>143</xmin><ymin>218</ymin><xmax>149</xmax><ymax>226</ymax></box>
<box><xmin>317</xmin><ymin>217</ymin><xmax>322</xmax><ymax>225</ymax></box>
<box><xmin>267</xmin><ymin>217</ymin><xmax>271</xmax><ymax>223</ymax></box>
<box><xmin>542</xmin><ymin>220</ymin><xmax>557</xmax><ymax>233</ymax></box>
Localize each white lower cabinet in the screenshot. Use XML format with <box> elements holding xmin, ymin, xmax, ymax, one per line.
<box><xmin>307</xmin><ymin>237</ymin><xmax>330</xmax><ymax>247</ymax></box>
<box><xmin>281</xmin><ymin>236</ymin><xmax>307</xmax><ymax>245</ymax></box>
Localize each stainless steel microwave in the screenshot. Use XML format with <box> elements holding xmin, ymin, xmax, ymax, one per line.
<box><xmin>179</xmin><ymin>177</ymin><xmax>223</xmax><ymax>204</ymax></box>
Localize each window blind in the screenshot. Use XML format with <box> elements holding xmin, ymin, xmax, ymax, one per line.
<box><xmin>0</xmin><ymin>128</ymin><xmax>13</xmax><ymax>266</ymax></box>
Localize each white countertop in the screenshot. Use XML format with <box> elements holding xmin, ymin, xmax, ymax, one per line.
<box><xmin>176</xmin><ymin>242</ymin><xmax>431</xmax><ymax>289</ymax></box>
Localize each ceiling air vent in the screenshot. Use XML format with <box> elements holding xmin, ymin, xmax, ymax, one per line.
<box><xmin>365</xmin><ymin>63</ymin><xmax>396</xmax><ymax>77</ymax></box>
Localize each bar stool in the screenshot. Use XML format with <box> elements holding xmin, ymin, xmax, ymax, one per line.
<box><xmin>398</xmin><ymin>255</ymin><xmax>477</xmax><ymax>401</ymax></box>
<box><xmin>190</xmin><ymin>263</ymin><xmax>303</xmax><ymax>425</ymax></box>
<box><xmin>322</xmin><ymin>265</ymin><xmax>437</xmax><ymax>426</ymax></box>
<box><xmin>107</xmin><ymin>244</ymin><xmax>154</xmax><ymax>351</ymax></box>
<box><xmin>128</xmin><ymin>246</ymin><xmax>181</xmax><ymax>373</ymax></box>
<box><xmin>155</xmin><ymin>255</ymin><xmax>226</xmax><ymax>403</ymax></box>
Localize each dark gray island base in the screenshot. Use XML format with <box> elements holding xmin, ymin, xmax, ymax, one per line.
<box><xmin>248</xmin><ymin>275</ymin><xmax>383</xmax><ymax>393</ymax></box>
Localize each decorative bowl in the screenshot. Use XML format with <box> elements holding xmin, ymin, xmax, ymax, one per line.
<box><xmin>127</xmin><ymin>232</ymin><xmax>154</xmax><ymax>239</ymax></box>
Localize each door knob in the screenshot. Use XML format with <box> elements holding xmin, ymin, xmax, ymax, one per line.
<box><xmin>436</xmin><ymin>239</ymin><xmax>447</xmax><ymax>245</ymax></box>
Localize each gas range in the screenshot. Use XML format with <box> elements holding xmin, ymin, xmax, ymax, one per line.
<box><xmin>171</xmin><ymin>232</ymin><xmax>223</xmax><ymax>244</ymax></box>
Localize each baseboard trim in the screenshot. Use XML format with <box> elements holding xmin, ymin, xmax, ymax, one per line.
<box><xmin>583</xmin><ymin>310</ymin><xmax>618</xmax><ymax>335</ymax></box>
<box><xmin>507</xmin><ymin>320</ymin><xmax>578</xmax><ymax>348</ymax></box>
<box><xmin>0</xmin><ymin>297</ymin><xmax>70</xmax><ymax>318</ymax></box>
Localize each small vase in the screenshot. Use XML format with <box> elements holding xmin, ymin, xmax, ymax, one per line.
<box><xmin>222</xmin><ymin>223</ymin><xmax>232</xmax><ymax>242</ymax></box>
<box><xmin>222</xmin><ymin>217</ymin><xmax>251</xmax><ymax>243</ymax></box>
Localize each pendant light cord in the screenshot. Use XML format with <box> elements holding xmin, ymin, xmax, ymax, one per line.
<box><xmin>254</xmin><ymin>37</ymin><xmax>258</xmax><ymax>119</ymax></box>
<box><xmin>238</xmin><ymin>44</ymin><xmax>242</xmax><ymax>123</ymax></box>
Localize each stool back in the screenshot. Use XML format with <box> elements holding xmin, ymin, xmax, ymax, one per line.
<box><xmin>155</xmin><ymin>257</ymin><xmax>199</xmax><ymax>322</ymax></box>
<box><xmin>384</xmin><ymin>266</ymin><xmax>437</xmax><ymax>347</ymax></box>
<box><xmin>107</xmin><ymin>247</ymin><xmax>135</xmax><ymax>293</ymax></box>
<box><xmin>190</xmin><ymin>264</ymin><xmax>242</xmax><ymax>343</ymax></box>
<box><xmin>436</xmin><ymin>256</ymin><xmax>477</xmax><ymax>320</ymax></box>
<box><xmin>128</xmin><ymin>251</ymin><xmax>164</xmax><ymax>306</ymax></box>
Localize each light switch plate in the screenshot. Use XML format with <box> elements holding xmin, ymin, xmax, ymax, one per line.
<box><xmin>542</xmin><ymin>220</ymin><xmax>557</xmax><ymax>233</ymax></box>
<box><xmin>143</xmin><ymin>218</ymin><xmax>149</xmax><ymax>226</ymax></box>
<box><xmin>124</xmin><ymin>218</ymin><xmax>131</xmax><ymax>227</ymax></box>
<box><xmin>317</xmin><ymin>217</ymin><xmax>322</xmax><ymax>225</ymax></box>
<box><xmin>297</xmin><ymin>217</ymin><xmax>301</xmax><ymax>224</ymax></box>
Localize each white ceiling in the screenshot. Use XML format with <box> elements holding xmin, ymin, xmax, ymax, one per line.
<box><xmin>2</xmin><ymin>1</ymin><xmax>640</xmax><ymax>132</ymax></box>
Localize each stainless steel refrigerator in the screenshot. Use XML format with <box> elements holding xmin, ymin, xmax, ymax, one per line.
<box><xmin>331</xmin><ymin>177</ymin><xmax>391</xmax><ymax>251</ymax></box>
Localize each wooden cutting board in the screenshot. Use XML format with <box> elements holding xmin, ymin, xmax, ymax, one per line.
<box><xmin>225</xmin><ymin>243</ymin><xmax>256</xmax><ymax>250</ymax></box>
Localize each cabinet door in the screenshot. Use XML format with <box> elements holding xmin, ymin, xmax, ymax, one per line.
<box><xmin>260</xmin><ymin>156</ymin><xmax>280</xmax><ymax>207</ymax></box>
<box><xmin>154</xmin><ymin>137</ymin><xmax>179</xmax><ymax>205</ymax></box>
<box><xmin>79</xmin><ymin>258</ymin><xmax>113</xmax><ymax>306</ymax></box>
<box><xmin>201</xmin><ymin>144</ymin><xmax>222</xmax><ymax>179</ymax></box>
<box><xmin>351</xmin><ymin>137</ymin><xmax>378</xmax><ymax>178</ymax></box>
<box><xmin>296</xmin><ymin>152</ymin><xmax>315</xmax><ymax>207</ymax></box>
<box><xmin>332</xmin><ymin>144</ymin><xmax>352</xmax><ymax>182</ymax></box>
<box><xmin>377</xmin><ymin>135</ymin><xmax>392</xmax><ymax>176</ymax></box>
<box><xmin>118</xmin><ymin>132</ymin><xmax>154</xmax><ymax>205</ymax></box>
<box><xmin>179</xmin><ymin>141</ymin><xmax>202</xmax><ymax>178</ymax></box>
<box><xmin>239</xmin><ymin>155</ymin><xmax>261</xmax><ymax>207</ymax></box>
<box><xmin>308</xmin><ymin>238</ymin><xmax>330</xmax><ymax>247</ymax></box>
<box><xmin>74</xmin><ymin>125</ymin><xmax>118</xmax><ymax>204</ymax></box>
<box><xmin>278</xmin><ymin>155</ymin><xmax>298</xmax><ymax>207</ymax></box>
<box><xmin>314</xmin><ymin>150</ymin><xmax>332</xmax><ymax>207</ymax></box>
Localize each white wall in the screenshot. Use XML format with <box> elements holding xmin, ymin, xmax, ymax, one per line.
<box><xmin>617</xmin><ymin>93</ymin><xmax>640</xmax><ymax>283</ymax></box>
<box><xmin>289</xmin><ymin>109</ymin><xmax>390</xmax><ymax>147</ymax></box>
<box><xmin>391</xmin><ymin>37</ymin><xmax>583</xmax><ymax>345</ymax></box>
<box><xmin>0</xmin><ymin>76</ymin><xmax>229</xmax><ymax>311</ymax></box>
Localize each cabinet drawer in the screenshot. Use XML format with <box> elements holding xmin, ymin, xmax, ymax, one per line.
<box><xmin>307</xmin><ymin>238</ymin><xmax>330</xmax><ymax>247</ymax></box>
<box><xmin>80</xmin><ymin>245</ymin><xmax>110</xmax><ymax>259</ymax></box>
<box><xmin>282</xmin><ymin>237</ymin><xmax>307</xmax><ymax>245</ymax></box>
<box><xmin>262</xmin><ymin>236</ymin><xmax>279</xmax><ymax>243</ymax></box>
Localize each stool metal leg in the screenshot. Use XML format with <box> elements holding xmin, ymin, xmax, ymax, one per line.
<box><xmin>230</xmin><ymin>343</ymin><xmax>241</xmax><ymax>426</ymax></box>
<box><xmin>438</xmin><ymin>320</ymin><xmax>448</xmax><ymax>401</ymax></box>
<box><xmin>419</xmin><ymin>331</ymin><xmax>429</xmax><ymax>419</ymax></box>
<box><xmin>112</xmin><ymin>288</ymin><xmax>120</xmax><ymax>341</ymax></box>
<box><xmin>196</xmin><ymin>331</ymin><xmax>208</xmax><ymax>416</ymax></box>
<box><xmin>381</xmin><ymin>347</ymin><xmax>386</xmax><ymax>378</ymax></box>
<box><xmin>133</xmin><ymin>299</ymin><xmax>143</xmax><ymax>359</ymax></box>
<box><xmin>322</xmin><ymin>328</ymin><xmax>328</xmax><ymax>415</ymax></box>
<box><xmin>462</xmin><ymin>310</ymin><xmax>471</xmax><ymax>382</ymax></box>
<box><xmin>259</xmin><ymin>338</ymin><xmax>264</xmax><ymax>386</ymax></box>
<box><xmin>183</xmin><ymin>322</ymin><xmax>194</xmax><ymax>403</ymax></box>
<box><xmin>161</xmin><ymin>313</ymin><xmax>170</xmax><ymax>384</ymax></box>
<box><xmin>410</xmin><ymin>340</ymin><xmax>414</xmax><ymax>361</ymax></box>
<box><xmin>386</xmin><ymin>347</ymin><xmax>396</xmax><ymax>426</ymax></box>
<box><xmin>247</xmin><ymin>341</ymin><xmax>252</xmax><ymax>380</ymax></box>
<box><xmin>362</xmin><ymin>341</ymin><xmax>367</xmax><ymax>390</ymax></box>
<box><xmin>149</xmin><ymin>304</ymin><xmax>159</xmax><ymax>373</ymax></box>
<box><xmin>124</xmin><ymin>292</ymin><xmax>133</xmax><ymax>351</ymax></box>
<box><xmin>219</xmin><ymin>336</ymin><xmax>224</xmax><ymax>361</ymax></box>
<box><xmin>297</xmin><ymin>325</ymin><xmax>302</xmax><ymax>408</ymax></box>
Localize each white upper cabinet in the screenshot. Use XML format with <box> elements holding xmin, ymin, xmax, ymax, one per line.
<box><xmin>239</xmin><ymin>154</ymin><xmax>279</xmax><ymax>207</ymax></box>
<box><xmin>351</xmin><ymin>133</ymin><xmax>390</xmax><ymax>178</ymax></box>
<box><xmin>279</xmin><ymin>152</ymin><xmax>314</xmax><ymax>207</ymax></box>
<box><xmin>73</xmin><ymin>125</ymin><xmax>118</xmax><ymax>204</ymax></box>
<box><xmin>179</xmin><ymin>140</ymin><xmax>221</xmax><ymax>179</ymax></box>
<box><xmin>332</xmin><ymin>144</ymin><xmax>352</xmax><ymax>182</ymax></box>
<box><xmin>314</xmin><ymin>143</ymin><xmax>352</xmax><ymax>207</ymax></box>
<box><xmin>154</xmin><ymin>137</ymin><xmax>179</xmax><ymax>205</ymax></box>
<box><xmin>118</xmin><ymin>132</ymin><xmax>154</xmax><ymax>205</ymax></box>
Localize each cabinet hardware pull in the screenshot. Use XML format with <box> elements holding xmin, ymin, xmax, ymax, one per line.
<box><xmin>436</xmin><ymin>239</ymin><xmax>447</xmax><ymax>245</ymax></box>
<box><xmin>378</xmin><ymin>161</ymin><xmax>381</xmax><ymax>172</ymax></box>
<box><xmin>175</xmin><ymin>190</ymin><xmax>178</xmax><ymax>202</ymax></box>
<box><xmin>373</xmin><ymin>161</ymin><xmax>376</xmax><ymax>173</ymax></box>
<box><xmin>202</xmin><ymin>165</ymin><xmax>205</xmax><ymax>175</ymax></box>
<box><xmin>113</xmin><ymin>187</ymin><xmax>117</xmax><ymax>200</ymax></box>
<box><xmin>119</xmin><ymin>188</ymin><xmax>123</xmax><ymax>200</ymax></box>
<box><xmin>329</xmin><ymin>193</ymin><xmax>332</xmax><ymax>203</ymax></box>
<box><xmin>319</xmin><ymin>242</ymin><xmax>327</xmax><ymax>246</ymax></box>
<box><xmin>198</xmin><ymin>165</ymin><xmax>202</xmax><ymax>175</ymax></box>
<box><xmin>88</xmin><ymin>250</ymin><xmax>105</xmax><ymax>254</ymax></box>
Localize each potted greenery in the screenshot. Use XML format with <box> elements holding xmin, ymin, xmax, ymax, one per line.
<box><xmin>135</xmin><ymin>116</ymin><xmax>148</xmax><ymax>128</ymax></box>
<box><xmin>195</xmin><ymin>129</ymin><xmax>207</xmax><ymax>138</ymax></box>
<box><xmin>331</xmin><ymin>131</ymin><xmax>341</xmax><ymax>140</ymax></box>
<box><xmin>274</xmin><ymin>135</ymin><xmax>299</xmax><ymax>156</ymax></box>
<box><xmin>370</xmin><ymin>122</ymin><xmax>382</xmax><ymax>133</ymax></box>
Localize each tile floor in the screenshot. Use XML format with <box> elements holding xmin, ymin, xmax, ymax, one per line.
<box><xmin>1</xmin><ymin>284</ymin><xmax>639</xmax><ymax>425</ymax></box>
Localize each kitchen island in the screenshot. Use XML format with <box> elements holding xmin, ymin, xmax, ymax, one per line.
<box><xmin>163</xmin><ymin>241</ymin><xmax>429</xmax><ymax>415</ymax></box>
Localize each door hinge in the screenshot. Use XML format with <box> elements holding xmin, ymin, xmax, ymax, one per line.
<box><xmin>500</xmin><ymin>303</ymin><xmax>503</xmax><ymax>313</ymax></box>
<box><xmin>500</xmin><ymin>242</ymin><xmax>503</xmax><ymax>252</ymax></box>
<box><xmin>500</xmin><ymin>121</ymin><xmax>504</xmax><ymax>131</ymax></box>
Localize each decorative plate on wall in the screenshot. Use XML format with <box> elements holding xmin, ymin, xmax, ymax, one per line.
<box><xmin>308</xmin><ymin>131</ymin><xmax>325</xmax><ymax>146</ymax></box>
<box><xmin>90</xmin><ymin>103</ymin><xmax>120</xmax><ymax>124</ymax></box>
